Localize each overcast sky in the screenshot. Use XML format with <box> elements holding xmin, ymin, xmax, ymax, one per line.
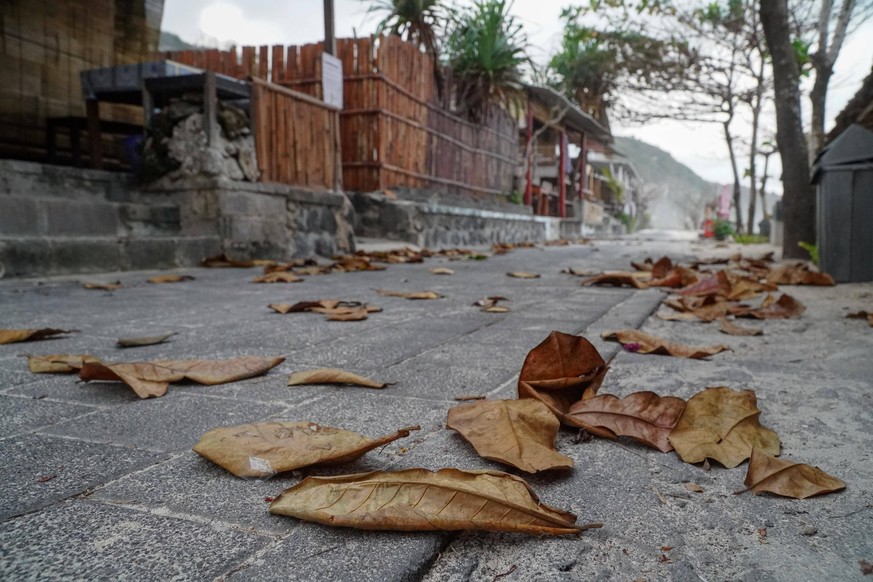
<box><xmin>161</xmin><ymin>0</ymin><xmax>873</xmax><ymax>189</ymax></box>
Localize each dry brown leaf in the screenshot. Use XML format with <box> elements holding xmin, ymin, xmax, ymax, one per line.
<box><xmin>252</xmin><ymin>272</ymin><xmax>303</xmax><ymax>283</ymax></box>
<box><xmin>27</xmin><ymin>354</ymin><xmax>101</xmax><ymax>374</ymax></box>
<box><xmin>376</xmin><ymin>289</ymin><xmax>442</xmax><ymax>300</ymax></box>
<box><xmin>201</xmin><ymin>253</ymin><xmax>256</xmax><ymax>268</ymax></box>
<box><xmin>79</xmin><ymin>356</ymin><xmax>285</xmax><ymax>399</ymax></box>
<box><xmin>736</xmin><ymin>293</ymin><xmax>806</xmax><ymax>319</ymax></box>
<box><xmin>561</xmin><ymin>267</ymin><xmax>599</xmax><ymax>277</ymax></box>
<box><xmin>684</xmin><ymin>483</ymin><xmax>704</xmax><ymax>493</ymax></box>
<box><xmin>507</xmin><ymin>271</ymin><xmax>541</xmax><ymax>279</ymax></box>
<box><xmin>581</xmin><ymin>272</ymin><xmax>648</xmax><ymax>289</ymax></box>
<box><xmin>83</xmin><ymin>281</ymin><xmax>122</xmax><ymax>291</ymax></box>
<box><xmin>739</xmin><ymin>447</ymin><xmax>845</xmax><ymax>499</ymax></box>
<box><xmin>601</xmin><ymin>329</ymin><xmax>730</xmax><ymax>359</ymax></box>
<box><xmin>332</xmin><ymin>256</ymin><xmax>386</xmax><ymax>272</ymax></box>
<box><xmin>566</xmin><ymin>391</ymin><xmax>686</xmax><ymax>452</ymax></box>
<box><xmin>656</xmin><ymin>310</ymin><xmax>700</xmax><ymax>322</ymax></box>
<box><xmin>447</xmin><ymin>399</ymin><xmax>573</xmax><ymax>473</ymax></box>
<box><xmin>0</xmin><ymin>328</ymin><xmax>74</xmax><ymax>345</ymax></box>
<box><xmin>269</xmin><ymin>301</ymin><xmax>379</xmax><ymax>321</ymax></box>
<box><xmin>483</xmin><ymin>305</ymin><xmax>511</xmax><ymax>313</ymax></box>
<box><xmin>518</xmin><ymin>331</ymin><xmax>608</xmax><ymax>419</ymax></box>
<box><xmin>678</xmin><ymin>271</ymin><xmax>731</xmax><ymax>297</ymax></box>
<box><xmin>288</xmin><ymin>368</ymin><xmax>390</xmax><ymax>389</ymax></box>
<box><xmin>116</xmin><ymin>332</ymin><xmax>175</xmax><ymax>348</ymax></box>
<box><xmin>846</xmin><ymin>310</ymin><xmax>873</xmax><ymax>327</ymax></box>
<box><xmin>268</xmin><ymin>301</ymin><xmax>325</xmax><ymax>314</ymax></box>
<box><xmin>454</xmin><ymin>394</ymin><xmax>486</xmax><ymax>401</ymax></box>
<box><xmin>430</xmin><ymin>267</ymin><xmax>455</xmax><ymax>275</ymax></box>
<box><xmin>474</xmin><ymin>296</ymin><xmax>510</xmax><ymax>312</ymax></box>
<box><xmin>147</xmin><ymin>274</ymin><xmax>194</xmax><ymax>284</ymax></box>
<box><xmin>193</xmin><ymin>421</ymin><xmax>418</xmax><ymax>478</ymax></box>
<box><xmin>668</xmin><ymin>387</ymin><xmax>780</xmax><ymax>468</ymax></box>
<box><xmin>323</xmin><ymin>307</ymin><xmax>370</xmax><ymax>321</ymax></box>
<box><xmin>269</xmin><ymin>468</ymin><xmax>600</xmax><ymax>535</ymax></box>
<box><xmin>766</xmin><ymin>263</ymin><xmax>835</xmax><ymax>286</ymax></box>
<box><xmin>717</xmin><ymin>317</ymin><xmax>763</xmax><ymax>336</ymax></box>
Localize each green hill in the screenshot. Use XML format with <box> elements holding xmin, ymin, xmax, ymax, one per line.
<box><xmin>159</xmin><ymin>31</ymin><xmax>204</xmax><ymax>52</ymax></box>
<box><xmin>614</xmin><ymin>136</ymin><xmax>718</xmax><ymax>230</ymax></box>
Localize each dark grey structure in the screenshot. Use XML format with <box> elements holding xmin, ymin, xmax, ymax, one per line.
<box><xmin>813</xmin><ymin>124</ymin><xmax>873</xmax><ymax>282</ymax></box>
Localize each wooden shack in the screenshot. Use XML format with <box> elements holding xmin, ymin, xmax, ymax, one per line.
<box><xmin>0</xmin><ymin>0</ymin><xmax>163</xmax><ymax>163</ymax></box>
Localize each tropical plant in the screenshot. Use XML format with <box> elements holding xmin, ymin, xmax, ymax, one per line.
<box><xmin>365</xmin><ymin>0</ymin><xmax>446</xmax><ymax>60</ymax></box>
<box><xmin>443</xmin><ymin>0</ymin><xmax>529</xmax><ymax>120</ymax></box>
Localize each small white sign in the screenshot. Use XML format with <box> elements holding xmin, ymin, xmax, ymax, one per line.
<box><xmin>321</xmin><ymin>52</ymin><xmax>343</xmax><ymax>109</ymax></box>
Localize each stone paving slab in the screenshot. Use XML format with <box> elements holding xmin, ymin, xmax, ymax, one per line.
<box><xmin>1</xmin><ymin>239</ymin><xmax>871</xmax><ymax>581</ymax></box>
<box><xmin>0</xmin><ymin>501</ymin><xmax>270</xmax><ymax>580</ymax></box>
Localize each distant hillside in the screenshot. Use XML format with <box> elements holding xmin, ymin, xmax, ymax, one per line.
<box><xmin>159</xmin><ymin>31</ymin><xmax>204</xmax><ymax>52</ymax></box>
<box><xmin>614</xmin><ymin>136</ymin><xmax>717</xmax><ymax>230</ymax></box>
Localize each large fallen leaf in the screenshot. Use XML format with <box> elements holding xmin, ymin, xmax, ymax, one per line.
<box><xmin>79</xmin><ymin>355</ymin><xmax>285</xmax><ymax>398</ymax></box>
<box><xmin>581</xmin><ymin>272</ymin><xmax>648</xmax><ymax>289</ymax></box>
<box><xmin>430</xmin><ymin>267</ymin><xmax>454</xmax><ymax>275</ymax></box>
<box><xmin>668</xmin><ymin>387</ymin><xmax>780</xmax><ymax>468</ymax></box>
<box><xmin>566</xmin><ymin>392</ymin><xmax>686</xmax><ymax>452</ymax></box>
<box><xmin>601</xmin><ymin>329</ymin><xmax>730</xmax><ymax>359</ymax></box>
<box><xmin>739</xmin><ymin>447</ymin><xmax>845</xmax><ymax>499</ymax></box>
<box><xmin>717</xmin><ymin>317</ymin><xmax>763</xmax><ymax>336</ymax></box>
<box><xmin>376</xmin><ymin>289</ymin><xmax>442</xmax><ymax>300</ymax></box>
<box><xmin>193</xmin><ymin>422</ymin><xmax>418</xmax><ymax>478</ymax></box>
<box><xmin>0</xmin><ymin>328</ymin><xmax>74</xmax><ymax>345</ymax></box>
<box><xmin>116</xmin><ymin>332</ymin><xmax>175</xmax><ymax>348</ymax></box>
<box><xmin>518</xmin><ymin>332</ymin><xmax>608</xmax><ymax>419</ymax></box>
<box><xmin>507</xmin><ymin>271</ymin><xmax>541</xmax><ymax>279</ymax></box>
<box><xmin>269</xmin><ymin>468</ymin><xmax>600</xmax><ymax>535</ymax></box>
<box><xmin>252</xmin><ymin>272</ymin><xmax>303</xmax><ymax>283</ymax></box>
<box><xmin>288</xmin><ymin>368</ymin><xmax>390</xmax><ymax>389</ymax></box>
<box><xmin>446</xmin><ymin>399</ymin><xmax>573</xmax><ymax>473</ymax></box>
<box><xmin>736</xmin><ymin>293</ymin><xmax>806</xmax><ymax>319</ymax></box>
<box><xmin>269</xmin><ymin>300</ymin><xmax>380</xmax><ymax>321</ymax></box>
<box><xmin>147</xmin><ymin>274</ymin><xmax>194</xmax><ymax>284</ymax></box>
<box><xmin>678</xmin><ymin>272</ymin><xmax>731</xmax><ymax>297</ymax></box>
<box><xmin>27</xmin><ymin>354</ymin><xmax>100</xmax><ymax>374</ymax></box>
<box><xmin>766</xmin><ymin>262</ymin><xmax>835</xmax><ymax>286</ymax></box>
<box><xmin>473</xmin><ymin>296</ymin><xmax>510</xmax><ymax>312</ymax></box>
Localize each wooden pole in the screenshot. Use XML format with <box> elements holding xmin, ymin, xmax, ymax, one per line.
<box><xmin>523</xmin><ymin>98</ymin><xmax>533</xmax><ymax>206</ymax></box>
<box><xmin>86</xmin><ymin>99</ymin><xmax>102</xmax><ymax>169</ymax></box>
<box><xmin>558</xmin><ymin>128</ymin><xmax>567</xmax><ymax>218</ymax></box>
<box><xmin>323</xmin><ymin>0</ymin><xmax>336</xmax><ymax>55</ymax></box>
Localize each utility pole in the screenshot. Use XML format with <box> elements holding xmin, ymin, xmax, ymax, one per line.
<box><xmin>324</xmin><ymin>0</ymin><xmax>336</xmax><ymax>55</ymax></box>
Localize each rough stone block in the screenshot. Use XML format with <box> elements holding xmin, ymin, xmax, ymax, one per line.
<box><xmin>173</xmin><ymin>235</ymin><xmax>223</xmax><ymax>265</ymax></box>
<box><xmin>120</xmin><ymin>238</ymin><xmax>178</xmax><ymax>270</ymax></box>
<box><xmin>0</xmin><ymin>433</ymin><xmax>166</xmax><ymax>519</ymax></box>
<box><xmin>51</xmin><ymin>238</ymin><xmax>123</xmax><ymax>274</ymax></box>
<box><xmin>0</xmin><ymin>197</ymin><xmax>39</xmax><ymax>236</ymax></box>
<box><xmin>0</xmin><ymin>237</ymin><xmax>53</xmax><ymax>277</ymax></box>
<box><xmin>41</xmin><ymin>199</ymin><xmax>121</xmax><ymax>236</ymax></box>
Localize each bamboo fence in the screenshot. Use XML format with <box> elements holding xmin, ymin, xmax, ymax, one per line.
<box><xmin>164</xmin><ymin>35</ymin><xmax>518</xmax><ymax>198</ymax></box>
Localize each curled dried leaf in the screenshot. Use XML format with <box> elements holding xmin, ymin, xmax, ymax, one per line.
<box><xmin>83</xmin><ymin>281</ymin><xmax>122</xmax><ymax>291</ymax></box>
<box><xmin>0</xmin><ymin>328</ymin><xmax>74</xmax><ymax>345</ymax></box>
<box><xmin>447</xmin><ymin>399</ymin><xmax>573</xmax><ymax>473</ymax></box>
<box><xmin>507</xmin><ymin>272</ymin><xmax>540</xmax><ymax>279</ymax></box>
<box><xmin>717</xmin><ymin>317</ymin><xmax>763</xmax><ymax>336</ymax></box>
<box><xmin>566</xmin><ymin>391</ymin><xmax>686</xmax><ymax>452</ymax></box>
<box><xmin>581</xmin><ymin>272</ymin><xmax>648</xmax><ymax>289</ymax></box>
<box><xmin>739</xmin><ymin>447</ymin><xmax>845</xmax><ymax>499</ymax></box>
<box><xmin>27</xmin><ymin>354</ymin><xmax>101</xmax><ymax>374</ymax></box>
<box><xmin>193</xmin><ymin>421</ymin><xmax>418</xmax><ymax>478</ymax></box>
<box><xmin>736</xmin><ymin>294</ymin><xmax>806</xmax><ymax>319</ymax></box>
<box><xmin>116</xmin><ymin>332</ymin><xmax>175</xmax><ymax>348</ymax></box>
<box><xmin>269</xmin><ymin>468</ymin><xmax>600</xmax><ymax>535</ymax></box>
<box><xmin>561</xmin><ymin>267</ymin><xmax>599</xmax><ymax>277</ymax></box>
<box><xmin>846</xmin><ymin>310</ymin><xmax>873</xmax><ymax>327</ymax></box>
<box><xmin>288</xmin><ymin>368</ymin><xmax>390</xmax><ymax>389</ymax></box>
<box><xmin>377</xmin><ymin>289</ymin><xmax>442</xmax><ymax>300</ymax></box>
<box><xmin>668</xmin><ymin>387</ymin><xmax>780</xmax><ymax>468</ymax></box>
<box><xmin>601</xmin><ymin>329</ymin><xmax>730</xmax><ymax>359</ymax></box>
<box><xmin>79</xmin><ymin>356</ymin><xmax>285</xmax><ymax>399</ymax></box>
<box><xmin>518</xmin><ymin>332</ymin><xmax>608</xmax><ymax>419</ymax></box>
<box><xmin>147</xmin><ymin>274</ymin><xmax>194</xmax><ymax>284</ymax></box>
<box><xmin>430</xmin><ymin>267</ymin><xmax>455</xmax><ymax>275</ymax></box>
<box><xmin>766</xmin><ymin>263</ymin><xmax>835</xmax><ymax>286</ymax></box>
<box><xmin>252</xmin><ymin>272</ymin><xmax>303</xmax><ymax>283</ymax></box>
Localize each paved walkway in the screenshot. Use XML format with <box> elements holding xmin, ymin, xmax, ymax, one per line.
<box><xmin>0</xmin><ymin>238</ymin><xmax>871</xmax><ymax>581</ymax></box>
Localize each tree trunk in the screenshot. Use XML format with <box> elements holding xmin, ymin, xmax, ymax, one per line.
<box><xmin>723</xmin><ymin>119</ymin><xmax>744</xmax><ymax>234</ymax></box>
<box><xmin>809</xmin><ymin>64</ymin><xmax>831</xmax><ymax>160</ymax></box>
<box><xmin>760</xmin><ymin>0</ymin><xmax>816</xmax><ymax>259</ymax></box>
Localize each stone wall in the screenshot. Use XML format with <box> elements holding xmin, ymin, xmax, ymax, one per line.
<box><xmin>0</xmin><ymin>160</ymin><xmax>355</xmax><ymax>278</ymax></box>
<box><xmin>350</xmin><ymin>192</ymin><xmax>563</xmax><ymax>247</ymax></box>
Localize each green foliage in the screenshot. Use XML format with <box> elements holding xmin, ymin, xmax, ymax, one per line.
<box><xmin>508</xmin><ymin>190</ymin><xmax>524</xmax><ymax>204</ymax></box>
<box><xmin>733</xmin><ymin>233</ymin><xmax>768</xmax><ymax>244</ymax></box>
<box><xmin>714</xmin><ymin>218</ymin><xmax>735</xmax><ymax>241</ymax></box>
<box><xmin>600</xmin><ymin>167</ymin><xmax>625</xmax><ymax>203</ymax></box>
<box><xmin>798</xmin><ymin>241</ymin><xmax>819</xmax><ymax>265</ymax></box>
<box><xmin>444</xmin><ymin>0</ymin><xmax>529</xmax><ymax>119</ymax></box>
<box><xmin>791</xmin><ymin>38</ymin><xmax>812</xmax><ymax>78</ymax></box>
<box><xmin>366</xmin><ymin>0</ymin><xmax>446</xmax><ymax>59</ymax></box>
<box><xmin>616</xmin><ymin>210</ymin><xmax>637</xmax><ymax>232</ymax></box>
